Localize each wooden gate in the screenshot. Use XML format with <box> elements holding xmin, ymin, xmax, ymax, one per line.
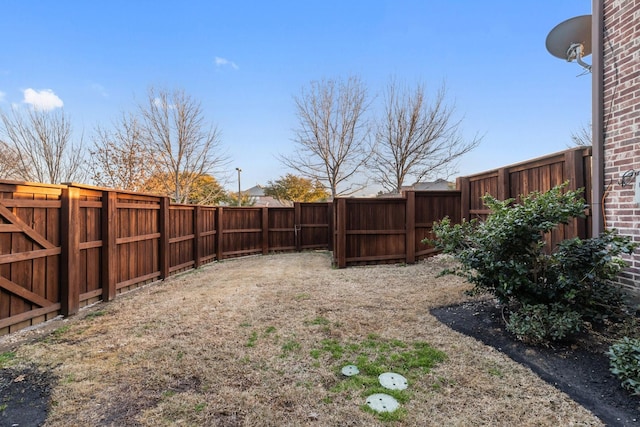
<box><xmin>0</xmin><ymin>182</ymin><xmax>64</xmax><ymax>334</ymax></box>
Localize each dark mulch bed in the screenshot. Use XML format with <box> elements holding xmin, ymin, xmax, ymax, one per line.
<box><xmin>431</xmin><ymin>299</ymin><xmax>640</xmax><ymax>427</ymax></box>
<box><xmin>0</xmin><ymin>364</ymin><xmax>52</xmax><ymax>427</ymax></box>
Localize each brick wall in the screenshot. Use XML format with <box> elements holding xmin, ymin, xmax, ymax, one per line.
<box><xmin>603</xmin><ymin>0</ymin><xmax>640</xmax><ymax>298</ymax></box>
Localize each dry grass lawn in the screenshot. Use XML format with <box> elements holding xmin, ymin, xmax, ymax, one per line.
<box><xmin>1</xmin><ymin>252</ymin><xmax>604</xmax><ymax>426</ymax></box>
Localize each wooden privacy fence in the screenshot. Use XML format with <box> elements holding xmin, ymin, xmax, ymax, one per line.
<box><xmin>332</xmin><ymin>191</ymin><xmax>461</xmax><ymax>267</ymax></box>
<box><xmin>0</xmin><ymin>181</ymin><xmax>332</xmax><ymax>335</ymax></box>
<box><xmin>332</xmin><ymin>146</ymin><xmax>593</xmax><ymax>267</ymax></box>
<box><xmin>0</xmin><ymin>147</ymin><xmax>594</xmax><ymax>335</ymax></box>
<box><xmin>457</xmin><ymin>146</ymin><xmax>593</xmax><ymax>247</ymax></box>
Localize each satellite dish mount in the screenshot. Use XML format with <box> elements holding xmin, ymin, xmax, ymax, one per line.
<box><xmin>546</xmin><ymin>15</ymin><xmax>592</xmax><ymax>73</ymax></box>
<box><xmin>566</xmin><ymin>43</ymin><xmax>591</xmax><ymax>72</ymax></box>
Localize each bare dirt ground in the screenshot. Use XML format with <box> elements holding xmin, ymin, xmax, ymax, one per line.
<box><xmin>0</xmin><ymin>252</ymin><xmax>637</xmax><ymax>426</ymax></box>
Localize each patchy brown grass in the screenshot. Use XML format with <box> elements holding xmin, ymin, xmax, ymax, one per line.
<box><xmin>2</xmin><ymin>252</ymin><xmax>603</xmax><ymax>426</ymax></box>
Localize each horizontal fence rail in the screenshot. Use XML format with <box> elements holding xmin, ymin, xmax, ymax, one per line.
<box><xmin>0</xmin><ymin>147</ymin><xmax>594</xmax><ymax>335</ymax></box>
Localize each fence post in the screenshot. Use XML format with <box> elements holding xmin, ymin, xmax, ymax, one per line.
<box><xmin>159</xmin><ymin>197</ymin><xmax>170</xmax><ymax>279</ymax></box>
<box><xmin>101</xmin><ymin>191</ymin><xmax>117</xmax><ymax>302</ymax></box>
<box><xmin>262</xmin><ymin>207</ymin><xmax>269</xmax><ymax>255</ymax></box>
<box><xmin>60</xmin><ymin>186</ymin><xmax>80</xmax><ymax>316</ymax></box>
<box><xmin>457</xmin><ymin>176</ymin><xmax>470</xmax><ymax>221</ymax></box>
<box><xmin>216</xmin><ymin>207</ymin><xmax>224</xmax><ymax>261</ymax></box>
<box><xmin>406</xmin><ymin>191</ymin><xmax>416</xmax><ymax>264</ymax></box>
<box><xmin>194</xmin><ymin>206</ymin><xmax>202</xmax><ymax>269</ymax></box>
<box><xmin>564</xmin><ymin>149</ymin><xmax>587</xmax><ymax>239</ymax></box>
<box><xmin>497</xmin><ymin>168</ymin><xmax>510</xmax><ymax>201</ymax></box>
<box><xmin>294</xmin><ymin>203</ymin><xmax>301</xmax><ymax>251</ymax></box>
<box><xmin>335</xmin><ymin>198</ymin><xmax>346</xmax><ymax>268</ymax></box>
<box><xmin>327</xmin><ymin>202</ymin><xmax>334</xmax><ymax>251</ymax></box>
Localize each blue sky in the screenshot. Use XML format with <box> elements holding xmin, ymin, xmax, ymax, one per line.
<box><xmin>1</xmin><ymin>1</ymin><xmax>592</xmax><ymax>193</ymax></box>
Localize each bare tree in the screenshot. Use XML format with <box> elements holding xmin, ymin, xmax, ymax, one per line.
<box><xmin>138</xmin><ymin>87</ymin><xmax>228</xmax><ymax>204</ymax></box>
<box><xmin>0</xmin><ymin>140</ymin><xmax>21</xmax><ymax>180</ymax></box>
<box><xmin>370</xmin><ymin>80</ymin><xmax>481</xmax><ymax>194</ymax></box>
<box><xmin>281</xmin><ymin>76</ymin><xmax>371</xmax><ymax>198</ymax></box>
<box><xmin>89</xmin><ymin>112</ymin><xmax>150</xmax><ymax>191</ymax></box>
<box><xmin>570</xmin><ymin>121</ymin><xmax>591</xmax><ymax>147</ymax></box>
<box><xmin>0</xmin><ymin>107</ymin><xmax>85</xmax><ymax>184</ymax></box>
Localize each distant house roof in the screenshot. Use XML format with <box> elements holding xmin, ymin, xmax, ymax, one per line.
<box><xmin>409</xmin><ymin>179</ymin><xmax>454</xmax><ymax>191</ymax></box>
<box><xmin>245</xmin><ymin>185</ymin><xmax>265</xmax><ymax>197</ymax></box>
<box><xmin>377</xmin><ymin>179</ymin><xmax>455</xmax><ymax>197</ymax></box>
<box><xmin>242</xmin><ymin>185</ymin><xmax>290</xmax><ymax>207</ymax></box>
<box><xmin>253</xmin><ymin>196</ymin><xmax>290</xmax><ymax>207</ymax></box>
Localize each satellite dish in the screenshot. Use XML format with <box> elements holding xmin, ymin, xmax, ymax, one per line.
<box><xmin>546</xmin><ymin>15</ymin><xmax>592</xmax><ymax>72</ymax></box>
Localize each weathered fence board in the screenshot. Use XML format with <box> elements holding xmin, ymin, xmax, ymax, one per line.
<box><xmin>268</xmin><ymin>207</ymin><xmax>295</xmax><ymax>252</ymax></box>
<box><xmin>198</xmin><ymin>206</ymin><xmax>218</xmax><ymax>265</ymax></box>
<box><xmin>414</xmin><ymin>191</ymin><xmax>462</xmax><ymax>259</ymax></box>
<box><xmin>337</xmin><ymin>197</ymin><xmax>408</xmax><ymax>266</ymax></box>
<box><xmin>220</xmin><ymin>207</ymin><xmax>264</xmax><ymax>258</ymax></box>
<box><xmin>169</xmin><ymin>205</ymin><xmax>196</xmax><ymax>273</ymax></box>
<box><xmin>333</xmin><ymin>191</ymin><xmax>462</xmax><ymax>267</ymax></box>
<box><xmin>299</xmin><ymin>203</ymin><xmax>332</xmax><ymax>250</ymax></box>
<box><xmin>115</xmin><ymin>193</ymin><xmax>162</xmax><ymax>292</ymax></box>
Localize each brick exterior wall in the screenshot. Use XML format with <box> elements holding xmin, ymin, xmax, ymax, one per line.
<box><xmin>602</xmin><ymin>0</ymin><xmax>640</xmax><ymax>298</ymax></box>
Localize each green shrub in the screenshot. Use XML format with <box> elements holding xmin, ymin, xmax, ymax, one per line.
<box><xmin>608</xmin><ymin>337</ymin><xmax>640</xmax><ymax>395</ymax></box>
<box><xmin>506</xmin><ymin>303</ymin><xmax>582</xmax><ymax>345</ymax></box>
<box><xmin>549</xmin><ymin>233</ymin><xmax>634</xmax><ymax>322</ymax></box>
<box><xmin>428</xmin><ymin>183</ymin><xmax>638</xmax><ymax>343</ymax></box>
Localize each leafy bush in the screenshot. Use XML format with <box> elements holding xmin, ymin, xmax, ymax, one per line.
<box><xmin>428</xmin><ymin>183</ymin><xmax>638</xmax><ymax>343</ymax></box>
<box><xmin>549</xmin><ymin>233</ymin><xmax>635</xmax><ymax>322</ymax></box>
<box><xmin>608</xmin><ymin>337</ymin><xmax>640</xmax><ymax>395</ymax></box>
<box><xmin>506</xmin><ymin>303</ymin><xmax>582</xmax><ymax>345</ymax></box>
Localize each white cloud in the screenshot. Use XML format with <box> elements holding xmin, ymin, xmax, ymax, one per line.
<box><xmin>23</xmin><ymin>88</ymin><xmax>64</xmax><ymax>111</ymax></box>
<box><xmin>215</xmin><ymin>56</ymin><xmax>239</xmax><ymax>70</ymax></box>
<box><xmin>0</xmin><ymin>91</ymin><xmax>5</xmax><ymax>102</ymax></box>
<box><xmin>89</xmin><ymin>83</ymin><xmax>108</xmax><ymax>98</ymax></box>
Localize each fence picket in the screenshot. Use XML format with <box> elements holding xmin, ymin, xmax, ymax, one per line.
<box><xmin>102</xmin><ymin>191</ymin><xmax>117</xmax><ymax>301</ymax></box>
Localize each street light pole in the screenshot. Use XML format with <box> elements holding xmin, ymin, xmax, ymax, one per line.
<box><xmin>235</xmin><ymin>167</ymin><xmax>242</xmax><ymax>206</ymax></box>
